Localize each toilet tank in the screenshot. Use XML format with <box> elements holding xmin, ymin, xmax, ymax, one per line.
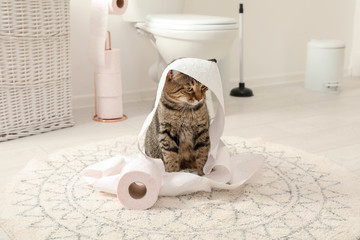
<box><xmin>122</xmin><ymin>0</ymin><xmax>185</xmax><ymax>22</ymax></box>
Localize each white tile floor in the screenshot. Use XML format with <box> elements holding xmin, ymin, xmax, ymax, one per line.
<box><xmin>1</xmin><ymin>78</ymin><xmax>360</xmax><ymax>239</ymax></box>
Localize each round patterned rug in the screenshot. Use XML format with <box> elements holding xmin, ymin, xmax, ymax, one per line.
<box><xmin>0</xmin><ymin>136</ymin><xmax>359</xmax><ymax>240</ymax></box>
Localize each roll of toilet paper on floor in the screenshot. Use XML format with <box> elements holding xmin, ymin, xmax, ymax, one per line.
<box><xmin>116</xmin><ymin>157</ymin><xmax>163</xmax><ymax>210</ymax></box>
<box><xmin>89</xmin><ymin>0</ymin><xmax>128</xmax><ymax>67</ymax></box>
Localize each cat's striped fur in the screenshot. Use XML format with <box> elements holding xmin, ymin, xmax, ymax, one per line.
<box><xmin>145</xmin><ymin>69</ymin><xmax>210</xmax><ymax>175</ymax></box>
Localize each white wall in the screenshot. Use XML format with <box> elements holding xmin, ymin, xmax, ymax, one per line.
<box><xmin>241</xmin><ymin>0</ymin><xmax>355</xmax><ymax>80</ymax></box>
<box><xmin>71</xmin><ymin>0</ymin><xmax>356</xmax><ymax>108</ymax></box>
<box><xmin>185</xmin><ymin>0</ymin><xmax>355</xmax><ymax>82</ymax></box>
<box><xmin>351</xmin><ymin>0</ymin><xmax>360</xmax><ymax>76</ymax></box>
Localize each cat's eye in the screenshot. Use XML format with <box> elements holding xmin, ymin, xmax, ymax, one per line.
<box><xmin>185</xmin><ymin>87</ymin><xmax>193</xmax><ymax>92</ymax></box>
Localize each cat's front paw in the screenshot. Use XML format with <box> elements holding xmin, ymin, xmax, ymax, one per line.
<box><xmin>197</xmin><ymin>168</ymin><xmax>204</xmax><ymax>176</ymax></box>
<box><xmin>164</xmin><ymin>160</ymin><xmax>181</xmax><ymax>173</ymax></box>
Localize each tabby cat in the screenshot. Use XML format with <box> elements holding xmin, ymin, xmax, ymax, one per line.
<box><xmin>144</xmin><ymin>63</ymin><xmax>213</xmax><ymax>176</ymax></box>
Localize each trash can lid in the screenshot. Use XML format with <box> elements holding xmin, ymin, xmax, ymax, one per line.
<box><xmin>308</xmin><ymin>39</ymin><xmax>345</xmax><ymax>49</ymax></box>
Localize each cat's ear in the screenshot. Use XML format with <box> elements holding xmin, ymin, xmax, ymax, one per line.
<box><xmin>167</xmin><ymin>70</ymin><xmax>180</xmax><ymax>81</ymax></box>
<box><xmin>208</xmin><ymin>58</ymin><xmax>217</xmax><ymax>63</ymax></box>
<box><xmin>167</xmin><ymin>70</ymin><xmax>173</xmax><ymax>80</ymax></box>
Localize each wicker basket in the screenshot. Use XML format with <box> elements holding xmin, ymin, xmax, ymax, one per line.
<box><xmin>0</xmin><ymin>0</ymin><xmax>74</xmax><ymax>141</ymax></box>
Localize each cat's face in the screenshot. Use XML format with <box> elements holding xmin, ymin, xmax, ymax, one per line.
<box><xmin>164</xmin><ymin>70</ymin><xmax>208</xmax><ymax>106</ymax></box>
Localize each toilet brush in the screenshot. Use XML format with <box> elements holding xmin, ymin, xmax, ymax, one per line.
<box><xmin>230</xmin><ymin>3</ymin><xmax>254</xmax><ymax>97</ymax></box>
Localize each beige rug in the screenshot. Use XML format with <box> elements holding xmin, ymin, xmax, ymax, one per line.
<box><xmin>0</xmin><ymin>136</ymin><xmax>359</xmax><ymax>240</ymax></box>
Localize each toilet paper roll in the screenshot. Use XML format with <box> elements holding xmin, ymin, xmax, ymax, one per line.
<box><xmin>109</xmin><ymin>0</ymin><xmax>128</xmax><ymax>15</ymax></box>
<box><xmin>95</xmin><ymin>72</ymin><xmax>123</xmax><ymax>119</ymax></box>
<box><xmin>97</xmin><ymin>96</ymin><xmax>123</xmax><ymax>119</ymax></box>
<box><xmin>95</xmin><ymin>73</ymin><xmax>122</xmax><ymax>97</ymax></box>
<box><xmin>89</xmin><ymin>0</ymin><xmax>128</xmax><ymax>67</ymax></box>
<box><xmin>116</xmin><ymin>158</ymin><xmax>163</xmax><ymax>210</ymax></box>
<box><xmin>96</xmin><ymin>48</ymin><xmax>122</xmax><ymax>74</ymax></box>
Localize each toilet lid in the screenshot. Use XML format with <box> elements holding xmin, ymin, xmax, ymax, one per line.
<box><xmin>146</xmin><ymin>14</ymin><xmax>238</xmax><ymax>31</ymax></box>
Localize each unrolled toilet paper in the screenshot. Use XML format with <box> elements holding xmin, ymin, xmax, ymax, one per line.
<box><xmin>82</xmin><ymin>58</ymin><xmax>264</xmax><ymax>210</ymax></box>
<box><xmin>81</xmin><ymin>156</ymin><xmax>126</xmax><ymax>181</ymax></box>
<box><xmin>89</xmin><ymin>0</ymin><xmax>128</xmax><ymax>67</ymax></box>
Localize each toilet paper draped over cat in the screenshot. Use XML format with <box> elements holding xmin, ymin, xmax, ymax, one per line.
<box><xmin>81</xmin><ymin>58</ymin><xmax>263</xmax><ymax>208</ymax></box>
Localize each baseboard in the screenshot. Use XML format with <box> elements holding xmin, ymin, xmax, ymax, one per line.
<box><xmin>72</xmin><ymin>88</ymin><xmax>157</xmax><ymax>109</ymax></box>
<box><xmin>72</xmin><ymin>94</ymin><xmax>93</xmax><ymax>109</ymax></box>
<box><xmin>73</xmin><ymin>68</ymin><xmax>352</xmax><ymax>108</ymax></box>
<box><xmin>229</xmin><ymin>72</ymin><xmax>305</xmax><ymax>88</ymax></box>
<box><xmin>230</xmin><ymin>67</ymin><xmax>352</xmax><ymax>88</ymax></box>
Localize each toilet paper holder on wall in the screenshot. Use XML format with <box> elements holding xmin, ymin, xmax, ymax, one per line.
<box><xmin>93</xmin><ymin>31</ymin><xmax>128</xmax><ymax>123</ymax></box>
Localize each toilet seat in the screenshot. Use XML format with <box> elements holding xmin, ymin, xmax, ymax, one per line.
<box><xmin>145</xmin><ymin>14</ymin><xmax>238</xmax><ymax>31</ymax></box>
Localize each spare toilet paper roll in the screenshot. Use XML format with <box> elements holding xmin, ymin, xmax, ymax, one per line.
<box><xmin>97</xmin><ymin>96</ymin><xmax>123</xmax><ymax>119</ymax></box>
<box><xmin>89</xmin><ymin>0</ymin><xmax>128</xmax><ymax>67</ymax></box>
<box><xmin>96</xmin><ymin>48</ymin><xmax>122</xmax><ymax>74</ymax></box>
<box><xmin>108</xmin><ymin>0</ymin><xmax>128</xmax><ymax>15</ymax></box>
<box><xmin>95</xmin><ymin>73</ymin><xmax>123</xmax><ymax>119</ymax></box>
<box><xmin>116</xmin><ymin>157</ymin><xmax>163</xmax><ymax>210</ymax></box>
<box><xmin>95</xmin><ymin>73</ymin><xmax>122</xmax><ymax>97</ymax></box>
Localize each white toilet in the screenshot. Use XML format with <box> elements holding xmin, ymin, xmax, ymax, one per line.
<box><xmin>122</xmin><ymin>0</ymin><xmax>238</xmax><ymax>81</ymax></box>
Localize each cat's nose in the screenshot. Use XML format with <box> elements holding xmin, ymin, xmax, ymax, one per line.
<box><xmin>195</xmin><ymin>94</ymin><xmax>202</xmax><ymax>101</ymax></box>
